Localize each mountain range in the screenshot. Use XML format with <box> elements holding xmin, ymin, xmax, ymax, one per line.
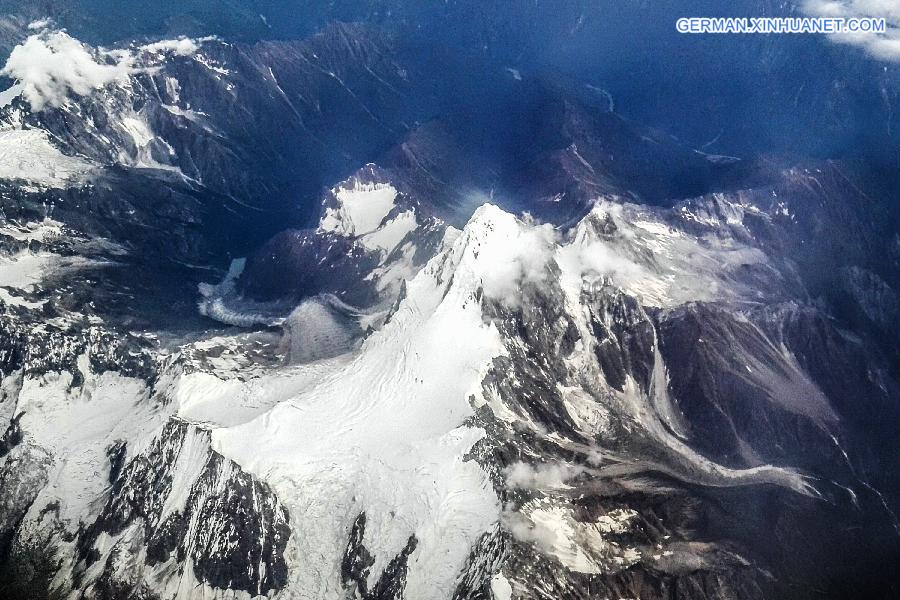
<box><xmin>0</xmin><ymin>2</ymin><xmax>898</xmax><ymax>599</ymax></box>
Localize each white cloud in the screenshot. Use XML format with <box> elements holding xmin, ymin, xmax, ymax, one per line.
<box><xmin>801</xmin><ymin>0</ymin><xmax>900</xmax><ymax>61</ymax></box>
<box><xmin>560</xmin><ymin>240</ymin><xmax>646</xmax><ymax>284</ymax></box>
<box><xmin>504</xmin><ymin>461</ymin><xmax>584</xmax><ymax>489</ymax></box>
<box><xmin>1</xmin><ymin>31</ymin><xmax>209</xmax><ymax>111</ymax></box>
<box><xmin>477</xmin><ymin>218</ymin><xmax>557</xmax><ymax>308</ymax></box>
<box><xmin>27</xmin><ymin>19</ymin><xmax>52</xmax><ymax>31</ymax></box>
<box><xmin>139</xmin><ymin>37</ymin><xmax>201</xmax><ymax>57</ymax></box>
<box><xmin>1</xmin><ymin>30</ymin><xmax>133</xmax><ymax>111</ymax></box>
<box><xmin>469</xmin><ymin>204</ymin><xmax>649</xmax><ymax>310</ymax></box>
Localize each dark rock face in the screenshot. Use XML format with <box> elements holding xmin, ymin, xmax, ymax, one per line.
<box><xmin>482</xmin><ymin>284</ymin><xmax>583</xmax><ymax>439</ymax></box>
<box><xmin>0</xmin><ymin>413</ymin><xmax>22</xmax><ymax>458</ymax></box>
<box><xmin>656</xmin><ymin>302</ymin><xmax>839</xmax><ymax>470</ymax></box>
<box><xmin>0</xmin><ymin>445</ymin><xmax>53</xmax><ymax>600</ymax></box>
<box><xmin>589</xmin><ymin>288</ymin><xmax>655</xmax><ymax>394</ymax></box>
<box><xmin>78</xmin><ymin>420</ymin><xmax>290</xmax><ymax>598</ymax></box>
<box><xmin>0</xmin><ymin>306</ymin><xmax>157</xmax><ymax>382</ymax></box>
<box><xmin>188</xmin><ymin>456</ymin><xmax>290</xmax><ymax>593</ymax></box>
<box><xmin>341</xmin><ymin>512</ymin><xmax>418</xmax><ymax>600</ymax></box>
<box><xmin>105</xmin><ymin>440</ymin><xmax>127</xmax><ymax>484</ymax></box>
<box><xmin>342</xmin><ymin>513</ymin><xmax>377</xmax><ymax>594</ymax></box>
<box><xmin>366</xmin><ymin>535</ymin><xmax>418</xmax><ymax>600</ymax></box>
<box><xmin>503</xmin><ymin>87</ymin><xmax>748</xmax><ymax>224</ymax></box>
<box><xmin>238</xmin><ymin>228</ymin><xmax>381</xmax><ymax>305</ymax></box>
<box><xmin>451</xmin><ymin>527</ymin><xmax>506</xmax><ymax>600</ymax></box>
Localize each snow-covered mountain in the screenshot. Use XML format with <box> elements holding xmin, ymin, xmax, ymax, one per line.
<box><xmin>0</xmin><ymin>10</ymin><xmax>899</xmax><ymax>600</ymax></box>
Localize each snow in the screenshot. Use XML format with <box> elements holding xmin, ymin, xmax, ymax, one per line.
<box><xmin>555</xmin><ymin>200</ymin><xmax>769</xmax><ymax>308</ymax></box>
<box><xmin>459</xmin><ymin>200</ymin><xmax>768</xmax><ymax>310</ymax></box>
<box><xmin>192</xmin><ymin>53</ymin><xmax>231</xmax><ymax>76</ymax></box>
<box><xmin>208</xmin><ymin>206</ymin><xmax>523</xmax><ymax>599</ymax></box>
<box><xmin>153</xmin><ymin>424</ymin><xmax>209</xmax><ymax>526</ymax></box>
<box><xmin>459</xmin><ymin>199</ymin><xmax>769</xmax><ymax>311</ymax></box>
<box><xmin>0</xmin><ymin>249</ymin><xmax>53</xmax><ymax>307</ymax></box>
<box><xmin>171</xmin><ymin>372</ymin><xmax>259</xmax><ymax>427</ymax></box>
<box><xmin>0</xmin><ymin>129</ymin><xmax>92</xmax><ymax>187</ymax></box>
<box><xmin>505</xmin><ymin>500</ymin><xmax>641</xmax><ymax>574</ymax></box>
<box><xmin>121</xmin><ymin>116</ymin><xmax>155</xmax><ymax>147</ymax></box>
<box><xmin>115</xmin><ymin>112</ymin><xmax>192</xmax><ymax>177</ymax></box>
<box><xmin>198</xmin><ymin>258</ymin><xmax>280</xmax><ymax>327</ymax></box>
<box><xmin>360</xmin><ymin>209</ymin><xmax>417</xmax><ymax>253</ymax></box>
<box><xmin>0</xmin><ymin>242</ymin><xmax>119</xmax><ymax>308</ymax></box>
<box><xmin>451</xmin><ymin>203</ymin><xmax>824</xmax><ymax>499</ymax></box>
<box><xmin>0</xmin><ymin>83</ymin><xmax>22</xmax><ymax>107</ymax></box>
<box><xmin>0</xmin><ymin>198</ymin><xmax>831</xmax><ymax>595</ymax></box>
<box><xmin>172</xmin><ymin>356</ymin><xmax>347</xmax><ymax>429</ymax></box>
<box><xmin>0</xmin><ymin>217</ymin><xmax>63</xmax><ymax>243</ymax></box>
<box><xmin>161</xmin><ymin>104</ymin><xmax>208</xmax><ymax>124</ymax></box>
<box><xmin>320</xmin><ymin>179</ymin><xmax>399</xmax><ymax>237</ymax></box>
<box><xmin>197</xmin><ymin>259</ymin><xmax>296</xmax><ymax>327</ymax></box>
<box><xmin>198</xmin><ymin>296</ymin><xmax>285</xmax><ymax>327</ymax></box>
<box><xmin>165</xmin><ymin>76</ymin><xmax>180</xmax><ymax>102</ymax></box>
<box><xmin>0</xmin><ymin>250</ymin><xmax>52</xmax><ymax>287</ymax></box>
<box><xmin>560</xmin><ymin>385</ymin><xmax>612</xmax><ymax>436</ymax></box>
<box><xmin>490</xmin><ymin>573</ymin><xmax>513</xmax><ymax>599</ymax></box>
<box><xmin>368</xmin><ymin>241</ymin><xmax>419</xmax><ymax>294</ymax></box>
<box><xmin>16</xmin><ymin>364</ymin><xmax>158</xmax><ymax>528</ymax></box>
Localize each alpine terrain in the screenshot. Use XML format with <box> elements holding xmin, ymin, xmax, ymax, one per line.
<box><xmin>0</xmin><ymin>2</ymin><xmax>898</xmax><ymax>600</ymax></box>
